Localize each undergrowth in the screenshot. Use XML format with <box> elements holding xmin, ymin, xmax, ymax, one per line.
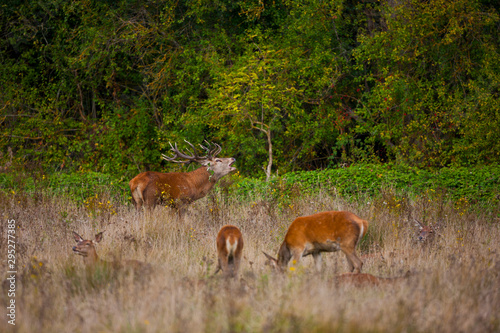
<box><xmin>1</xmin><ymin>177</ymin><xmax>499</xmax><ymax>332</ymax></box>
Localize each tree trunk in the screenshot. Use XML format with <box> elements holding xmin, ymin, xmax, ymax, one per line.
<box><xmin>265</xmin><ymin>129</ymin><xmax>272</xmax><ymax>182</ymax></box>
<box><xmin>252</xmin><ymin>121</ymin><xmax>273</xmax><ymax>182</ymax></box>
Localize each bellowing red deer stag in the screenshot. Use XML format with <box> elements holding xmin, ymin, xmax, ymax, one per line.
<box><xmin>263</xmin><ymin>211</ymin><xmax>368</xmax><ymax>273</ymax></box>
<box><xmin>214</xmin><ymin>225</ymin><xmax>244</xmax><ymax>278</ymax></box>
<box><xmin>129</xmin><ymin>141</ymin><xmax>236</xmax><ymax>212</ymax></box>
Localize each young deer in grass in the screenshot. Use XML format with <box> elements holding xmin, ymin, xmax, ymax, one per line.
<box><xmin>263</xmin><ymin>211</ymin><xmax>368</xmax><ymax>273</ymax></box>
<box><xmin>335</xmin><ymin>271</ymin><xmax>410</xmax><ymax>287</ymax></box>
<box><xmin>415</xmin><ymin>219</ymin><xmax>441</xmax><ymax>243</ymax></box>
<box><xmin>72</xmin><ymin>231</ymin><xmax>150</xmax><ymax>272</ymax></box>
<box><xmin>214</xmin><ymin>225</ymin><xmax>243</xmax><ymax>278</ymax></box>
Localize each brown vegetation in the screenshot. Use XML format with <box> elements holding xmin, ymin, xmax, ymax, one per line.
<box><xmin>1</xmin><ymin>189</ymin><xmax>499</xmax><ymax>333</ymax></box>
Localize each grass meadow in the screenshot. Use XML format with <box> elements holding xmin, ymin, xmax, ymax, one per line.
<box><xmin>1</xmin><ymin>185</ymin><xmax>499</xmax><ymax>333</ymax></box>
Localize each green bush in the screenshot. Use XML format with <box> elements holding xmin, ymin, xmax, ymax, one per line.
<box><xmin>0</xmin><ymin>171</ymin><xmax>129</xmax><ymax>203</ymax></box>
<box><xmin>2</xmin><ymin>164</ymin><xmax>498</xmax><ymax>213</ymax></box>
<box><xmin>233</xmin><ymin>164</ymin><xmax>500</xmax><ymax>209</ymax></box>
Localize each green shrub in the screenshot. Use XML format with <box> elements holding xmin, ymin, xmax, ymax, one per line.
<box><xmin>0</xmin><ymin>171</ymin><xmax>129</xmax><ymax>203</ymax></box>
<box><xmin>2</xmin><ymin>164</ymin><xmax>498</xmax><ymax>213</ymax></box>
<box><xmin>233</xmin><ymin>163</ymin><xmax>500</xmax><ymax>210</ymax></box>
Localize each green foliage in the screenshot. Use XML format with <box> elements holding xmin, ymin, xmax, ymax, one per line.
<box><xmin>1</xmin><ymin>0</ymin><xmax>499</xmax><ymax>176</ymax></box>
<box><xmin>0</xmin><ymin>163</ymin><xmax>498</xmax><ymax>223</ymax></box>
<box><xmin>233</xmin><ymin>164</ymin><xmax>500</xmax><ymax>209</ymax></box>
<box><xmin>0</xmin><ymin>170</ymin><xmax>129</xmax><ymax>203</ymax></box>
<box><xmin>352</xmin><ymin>0</ymin><xmax>500</xmax><ymax>167</ymax></box>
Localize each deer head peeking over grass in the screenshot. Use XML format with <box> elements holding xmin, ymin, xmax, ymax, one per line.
<box><xmin>72</xmin><ymin>231</ymin><xmax>151</xmax><ymax>274</ymax></box>
<box><xmin>414</xmin><ymin>219</ymin><xmax>442</xmax><ymax>243</ymax></box>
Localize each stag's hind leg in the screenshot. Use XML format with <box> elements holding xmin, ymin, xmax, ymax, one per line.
<box><xmin>131</xmin><ymin>188</ymin><xmax>144</xmax><ymax>211</ymax></box>
<box><xmin>142</xmin><ymin>185</ymin><xmax>158</xmax><ymax>210</ymax></box>
<box><xmin>342</xmin><ymin>249</ymin><xmax>363</xmax><ymax>274</ymax></box>
<box><xmin>217</xmin><ymin>254</ymin><xmax>229</xmax><ymax>277</ymax></box>
<box><xmin>226</xmin><ymin>255</ymin><xmax>237</xmax><ymax>278</ymax></box>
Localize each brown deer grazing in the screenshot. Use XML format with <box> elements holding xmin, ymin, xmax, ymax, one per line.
<box><xmin>214</xmin><ymin>225</ymin><xmax>244</xmax><ymax>278</ymax></box>
<box><xmin>129</xmin><ymin>141</ymin><xmax>236</xmax><ymax>212</ymax></box>
<box><xmin>72</xmin><ymin>231</ymin><xmax>150</xmax><ymax>272</ymax></box>
<box><xmin>415</xmin><ymin>219</ymin><xmax>441</xmax><ymax>242</ymax></box>
<box><xmin>263</xmin><ymin>211</ymin><xmax>368</xmax><ymax>273</ymax></box>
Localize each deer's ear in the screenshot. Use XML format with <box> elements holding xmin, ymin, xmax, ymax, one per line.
<box><xmin>262</xmin><ymin>251</ymin><xmax>278</xmax><ymax>269</ymax></box>
<box><xmin>73</xmin><ymin>231</ymin><xmax>84</xmax><ymax>243</ymax></box>
<box><xmin>414</xmin><ymin>219</ymin><xmax>424</xmax><ymax>229</ymax></box>
<box><xmin>95</xmin><ymin>232</ymin><xmax>104</xmax><ymax>243</ymax></box>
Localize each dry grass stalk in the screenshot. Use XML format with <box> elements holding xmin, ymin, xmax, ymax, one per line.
<box><xmin>1</xmin><ymin>189</ymin><xmax>499</xmax><ymax>333</ymax></box>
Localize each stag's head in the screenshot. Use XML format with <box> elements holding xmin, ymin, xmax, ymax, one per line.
<box><xmin>162</xmin><ymin>141</ymin><xmax>236</xmax><ymax>181</ymax></box>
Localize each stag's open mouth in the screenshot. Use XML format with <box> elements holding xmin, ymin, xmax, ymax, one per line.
<box><xmin>72</xmin><ymin>247</ymin><xmax>87</xmax><ymax>256</ymax></box>
<box><xmin>229</xmin><ymin>158</ymin><xmax>237</xmax><ymax>171</ymax></box>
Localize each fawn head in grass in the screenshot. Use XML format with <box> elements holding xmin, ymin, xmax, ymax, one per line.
<box><xmin>72</xmin><ymin>231</ymin><xmax>103</xmax><ymax>266</ymax></box>
<box><xmin>72</xmin><ymin>231</ymin><xmax>151</xmax><ymax>272</ymax></box>
<box><xmin>414</xmin><ymin>219</ymin><xmax>441</xmax><ymax>243</ymax></box>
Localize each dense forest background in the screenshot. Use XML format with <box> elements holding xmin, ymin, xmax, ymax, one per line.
<box><xmin>1</xmin><ymin>0</ymin><xmax>499</xmax><ymax>180</ymax></box>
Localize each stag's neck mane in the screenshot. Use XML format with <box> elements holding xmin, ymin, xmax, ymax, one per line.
<box><xmin>188</xmin><ymin>166</ymin><xmax>217</xmax><ymax>181</ymax></box>
<box><xmin>180</xmin><ymin>167</ymin><xmax>216</xmax><ymax>200</ymax></box>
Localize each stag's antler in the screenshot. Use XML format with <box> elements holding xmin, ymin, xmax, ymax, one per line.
<box><xmin>199</xmin><ymin>141</ymin><xmax>222</xmax><ymax>158</ymax></box>
<box><xmin>161</xmin><ymin>140</ymin><xmax>208</xmax><ymax>164</ymax></box>
<box><xmin>161</xmin><ymin>140</ymin><xmax>223</xmax><ymax>164</ymax></box>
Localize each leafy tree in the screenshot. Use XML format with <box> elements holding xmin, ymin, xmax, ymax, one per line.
<box><xmin>0</xmin><ymin>0</ymin><xmax>498</xmax><ymax>178</ymax></box>
<box><xmin>204</xmin><ymin>30</ymin><xmax>303</xmax><ymax>180</ymax></box>
<box><xmin>352</xmin><ymin>0</ymin><xmax>500</xmax><ymax>167</ymax></box>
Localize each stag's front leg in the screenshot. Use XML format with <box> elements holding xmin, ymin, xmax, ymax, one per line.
<box><xmin>290</xmin><ymin>248</ymin><xmax>304</xmax><ymax>270</ymax></box>
<box><xmin>176</xmin><ymin>201</ymin><xmax>189</xmax><ymax>220</ymax></box>
<box><xmin>312</xmin><ymin>252</ymin><xmax>322</xmax><ymax>272</ymax></box>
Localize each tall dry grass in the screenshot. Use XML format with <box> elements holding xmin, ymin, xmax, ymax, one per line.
<box><xmin>1</xmin><ymin>188</ymin><xmax>499</xmax><ymax>333</ymax></box>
